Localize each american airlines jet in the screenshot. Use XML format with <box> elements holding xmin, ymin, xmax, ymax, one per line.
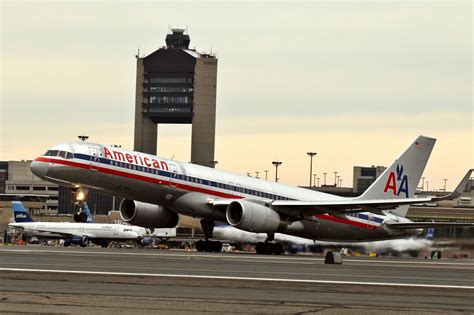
<box><xmin>8</xmin><ymin>200</ymin><xmax>152</xmax><ymax>247</ymax></box>
<box><xmin>30</xmin><ymin>136</ymin><xmax>473</xmax><ymax>254</ymax></box>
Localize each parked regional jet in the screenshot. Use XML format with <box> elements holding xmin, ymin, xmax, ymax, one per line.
<box><xmin>29</xmin><ymin>136</ymin><xmax>473</xmax><ymax>254</ymax></box>
<box><xmin>8</xmin><ymin>200</ymin><xmax>152</xmax><ymax>247</ymax></box>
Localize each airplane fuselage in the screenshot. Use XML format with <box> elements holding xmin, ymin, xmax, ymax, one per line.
<box><xmin>30</xmin><ymin>142</ymin><xmax>417</xmax><ymax>242</ymax></box>
<box><xmin>9</xmin><ymin>221</ymin><xmax>148</xmax><ymax>241</ymax></box>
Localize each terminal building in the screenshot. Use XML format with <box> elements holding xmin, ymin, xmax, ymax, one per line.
<box><xmin>134</xmin><ymin>27</ymin><xmax>218</xmax><ymax>167</ymax></box>
<box><xmin>2</xmin><ymin>161</ymin><xmax>59</xmax><ymax>214</ymax></box>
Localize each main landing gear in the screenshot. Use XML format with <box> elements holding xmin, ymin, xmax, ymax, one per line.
<box><xmin>195</xmin><ymin>219</ymin><xmax>223</xmax><ymax>253</ymax></box>
<box><xmin>256</xmin><ymin>233</ymin><xmax>283</xmax><ymax>255</ymax></box>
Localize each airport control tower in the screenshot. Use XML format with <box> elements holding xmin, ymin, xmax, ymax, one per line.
<box><xmin>134</xmin><ymin>27</ymin><xmax>218</xmax><ymax>167</ymax></box>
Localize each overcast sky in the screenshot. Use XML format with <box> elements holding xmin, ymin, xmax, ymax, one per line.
<box><xmin>1</xmin><ymin>1</ymin><xmax>472</xmax><ymax>190</ymax></box>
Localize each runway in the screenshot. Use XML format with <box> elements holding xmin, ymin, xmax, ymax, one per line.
<box><xmin>1</xmin><ymin>246</ymin><xmax>473</xmax><ymax>313</ymax></box>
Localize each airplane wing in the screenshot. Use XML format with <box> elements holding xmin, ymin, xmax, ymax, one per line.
<box><xmin>385</xmin><ymin>222</ymin><xmax>474</xmax><ymax>229</ymax></box>
<box><xmin>271</xmin><ymin>169</ymin><xmax>473</xmax><ymax>217</ymax></box>
<box><xmin>208</xmin><ymin>169</ymin><xmax>472</xmax><ymax>221</ymax></box>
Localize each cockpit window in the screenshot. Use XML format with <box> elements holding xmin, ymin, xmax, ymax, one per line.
<box><xmin>44</xmin><ymin>150</ymin><xmax>59</xmax><ymax>157</ymax></box>
<box><xmin>44</xmin><ymin>150</ymin><xmax>74</xmax><ymax>159</ymax></box>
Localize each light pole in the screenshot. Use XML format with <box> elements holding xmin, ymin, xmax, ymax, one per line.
<box><xmin>323</xmin><ymin>173</ymin><xmax>327</xmax><ymax>186</ymax></box>
<box><xmin>255</xmin><ymin>171</ymin><xmax>260</xmax><ymax>179</ymax></box>
<box><xmin>443</xmin><ymin>178</ymin><xmax>447</xmax><ymax>191</ymax></box>
<box><xmin>272</xmin><ymin>161</ymin><xmax>282</xmax><ymax>182</ymax></box>
<box><xmin>316</xmin><ymin>177</ymin><xmax>320</xmax><ymax>187</ymax></box>
<box><xmin>210</xmin><ymin>160</ymin><xmax>218</xmax><ymax>168</ymax></box>
<box><xmin>334</xmin><ymin>171</ymin><xmax>338</xmax><ymax>186</ymax></box>
<box><xmin>313</xmin><ymin>174</ymin><xmax>317</xmax><ymax>187</ymax></box>
<box><xmin>307</xmin><ymin>152</ymin><xmax>317</xmax><ymax>187</ymax></box>
<box><xmin>421</xmin><ymin>177</ymin><xmax>425</xmax><ymax>191</ymax></box>
<box><xmin>336</xmin><ymin>175</ymin><xmax>340</xmax><ymax>187</ymax></box>
<box><xmin>265</xmin><ymin>170</ymin><xmax>269</xmax><ymax>180</ymax></box>
<box><xmin>426</xmin><ymin>181</ymin><xmax>429</xmax><ymax>192</ymax></box>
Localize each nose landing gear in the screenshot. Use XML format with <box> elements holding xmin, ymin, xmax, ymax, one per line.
<box><xmin>72</xmin><ymin>188</ymin><xmax>89</xmax><ymax>223</ymax></box>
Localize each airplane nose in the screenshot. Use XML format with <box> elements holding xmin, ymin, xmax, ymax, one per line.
<box><xmin>30</xmin><ymin>161</ymin><xmax>48</xmax><ymax>178</ymax></box>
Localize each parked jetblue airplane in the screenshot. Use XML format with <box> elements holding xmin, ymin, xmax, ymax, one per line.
<box><xmin>8</xmin><ymin>200</ymin><xmax>152</xmax><ymax>247</ymax></box>
<box><xmin>30</xmin><ymin>136</ymin><xmax>473</xmax><ymax>254</ymax></box>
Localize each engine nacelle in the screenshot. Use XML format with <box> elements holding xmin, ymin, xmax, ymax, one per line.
<box><xmin>226</xmin><ymin>200</ymin><xmax>282</xmax><ymax>233</ymax></box>
<box><xmin>119</xmin><ymin>199</ymin><xmax>179</xmax><ymax>228</ymax></box>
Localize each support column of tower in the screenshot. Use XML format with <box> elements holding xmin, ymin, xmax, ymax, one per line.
<box><xmin>134</xmin><ymin>57</ymin><xmax>157</xmax><ymax>155</ymax></box>
<box><xmin>191</xmin><ymin>58</ymin><xmax>218</xmax><ymax>168</ymax></box>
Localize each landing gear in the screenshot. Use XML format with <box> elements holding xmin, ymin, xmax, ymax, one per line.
<box><xmin>71</xmin><ymin>188</ymin><xmax>89</xmax><ymax>223</ymax></box>
<box><xmin>256</xmin><ymin>242</ymin><xmax>283</xmax><ymax>255</ymax></box>
<box><xmin>73</xmin><ymin>212</ymin><xmax>87</xmax><ymax>223</ymax></box>
<box><xmin>196</xmin><ymin>240</ymin><xmax>222</xmax><ymax>252</ymax></box>
<box><xmin>256</xmin><ymin>233</ymin><xmax>283</xmax><ymax>255</ymax></box>
<box><xmin>195</xmin><ymin>219</ymin><xmax>222</xmax><ymax>253</ymax></box>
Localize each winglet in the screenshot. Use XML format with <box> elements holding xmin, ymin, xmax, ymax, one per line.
<box><xmin>433</xmin><ymin>169</ymin><xmax>473</xmax><ymax>201</ymax></box>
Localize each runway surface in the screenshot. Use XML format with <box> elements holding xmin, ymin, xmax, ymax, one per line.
<box><xmin>1</xmin><ymin>246</ymin><xmax>473</xmax><ymax>313</ymax></box>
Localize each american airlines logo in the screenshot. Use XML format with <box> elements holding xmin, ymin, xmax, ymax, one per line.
<box><xmin>383</xmin><ymin>164</ymin><xmax>409</xmax><ymax>198</ymax></box>
<box><xmin>104</xmin><ymin>147</ymin><xmax>169</xmax><ymax>171</ymax></box>
<box><xmin>15</xmin><ymin>213</ymin><xmax>27</xmax><ymax>219</ymax></box>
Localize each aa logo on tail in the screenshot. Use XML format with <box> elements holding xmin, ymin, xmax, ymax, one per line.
<box><xmin>383</xmin><ymin>164</ymin><xmax>409</xmax><ymax>198</ymax></box>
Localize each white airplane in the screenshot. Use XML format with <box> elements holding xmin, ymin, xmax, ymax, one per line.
<box><xmin>29</xmin><ymin>136</ymin><xmax>473</xmax><ymax>254</ymax></box>
<box><xmin>8</xmin><ymin>200</ymin><xmax>152</xmax><ymax>247</ymax></box>
<box><xmin>213</xmin><ymin>223</ymin><xmax>434</xmax><ymax>256</ymax></box>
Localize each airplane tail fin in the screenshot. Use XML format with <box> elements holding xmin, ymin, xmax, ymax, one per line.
<box><xmin>358</xmin><ymin>136</ymin><xmax>436</xmax><ymax>217</ymax></box>
<box><xmin>425</xmin><ymin>227</ymin><xmax>435</xmax><ymax>240</ymax></box>
<box><xmin>12</xmin><ymin>201</ymin><xmax>34</xmax><ymax>223</ymax></box>
<box><xmin>82</xmin><ymin>202</ymin><xmax>94</xmax><ymax>223</ymax></box>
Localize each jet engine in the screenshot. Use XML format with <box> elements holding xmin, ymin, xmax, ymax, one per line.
<box><xmin>226</xmin><ymin>200</ymin><xmax>283</xmax><ymax>233</ymax></box>
<box><xmin>119</xmin><ymin>200</ymin><xmax>179</xmax><ymax>228</ymax></box>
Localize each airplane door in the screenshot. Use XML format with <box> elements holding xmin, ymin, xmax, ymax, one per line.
<box><xmin>114</xmin><ymin>225</ymin><xmax>119</xmax><ymax>236</ymax></box>
<box><xmin>367</xmin><ymin>213</ymin><xmax>375</xmax><ymax>230</ymax></box>
<box><xmin>169</xmin><ymin>163</ymin><xmax>178</xmax><ymax>188</ymax></box>
<box><xmin>89</xmin><ymin>148</ymin><xmax>100</xmax><ymax>171</ymax></box>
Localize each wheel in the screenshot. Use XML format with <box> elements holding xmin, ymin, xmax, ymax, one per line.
<box><xmin>204</xmin><ymin>240</ymin><xmax>214</xmax><ymax>252</ymax></box>
<box><xmin>74</xmin><ymin>212</ymin><xmax>87</xmax><ymax>223</ymax></box>
<box><xmin>196</xmin><ymin>240</ymin><xmax>204</xmax><ymax>252</ymax></box>
<box><xmin>256</xmin><ymin>242</ymin><xmax>265</xmax><ymax>255</ymax></box>
<box><xmin>213</xmin><ymin>241</ymin><xmax>222</xmax><ymax>253</ymax></box>
<box><xmin>264</xmin><ymin>243</ymin><xmax>275</xmax><ymax>255</ymax></box>
<box><xmin>274</xmin><ymin>243</ymin><xmax>283</xmax><ymax>255</ymax></box>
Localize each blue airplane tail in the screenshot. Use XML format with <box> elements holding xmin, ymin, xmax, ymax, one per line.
<box><xmin>425</xmin><ymin>227</ymin><xmax>435</xmax><ymax>240</ymax></box>
<box><xmin>12</xmin><ymin>201</ymin><xmax>34</xmax><ymax>223</ymax></box>
<box><xmin>82</xmin><ymin>202</ymin><xmax>93</xmax><ymax>223</ymax></box>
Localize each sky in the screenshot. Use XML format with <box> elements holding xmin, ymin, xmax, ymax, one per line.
<box><xmin>1</xmin><ymin>1</ymin><xmax>472</xmax><ymax>190</ymax></box>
